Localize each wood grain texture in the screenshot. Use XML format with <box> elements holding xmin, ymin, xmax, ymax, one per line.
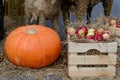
<box><xmin>69</xmin><ymin>53</ymin><xmax>117</xmax><ymax>65</ymax></box>
<box><xmin>69</xmin><ymin>65</ymin><xmax>115</xmax><ymax>77</ymax></box>
<box><xmin>68</xmin><ymin>42</ymin><xmax>117</xmax><ymax>53</ymax></box>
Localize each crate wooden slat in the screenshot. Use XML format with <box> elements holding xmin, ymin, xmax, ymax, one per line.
<box><xmin>69</xmin><ymin>53</ymin><xmax>117</xmax><ymax>65</ymax></box>
<box><xmin>68</xmin><ymin>42</ymin><xmax>117</xmax><ymax>53</ymax></box>
<box><xmin>69</xmin><ymin>65</ymin><xmax>115</xmax><ymax>77</ymax></box>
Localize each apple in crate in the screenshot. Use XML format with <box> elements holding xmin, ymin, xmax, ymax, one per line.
<box><xmin>102</xmin><ymin>34</ymin><xmax>110</xmax><ymax>41</ymax></box>
<box><xmin>87</xmin><ymin>28</ymin><xmax>95</xmax><ymax>40</ymax></box>
<box><xmin>76</xmin><ymin>26</ymin><xmax>88</xmax><ymax>38</ymax></box>
<box><xmin>78</xmin><ymin>26</ymin><xmax>88</xmax><ymax>34</ymax></box>
<box><xmin>116</xmin><ymin>21</ymin><xmax>120</xmax><ymax>28</ymax></box>
<box><xmin>67</xmin><ymin>27</ymin><xmax>76</xmax><ymax>35</ymax></box>
<box><xmin>95</xmin><ymin>32</ymin><xmax>103</xmax><ymax>41</ymax></box>
<box><xmin>88</xmin><ymin>28</ymin><xmax>96</xmax><ymax>33</ymax></box>
<box><xmin>102</xmin><ymin>30</ymin><xmax>110</xmax><ymax>40</ymax></box>
<box><xmin>86</xmin><ymin>32</ymin><xmax>95</xmax><ymax>40</ymax></box>
<box><xmin>76</xmin><ymin>29</ymin><xmax>85</xmax><ymax>38</ymax></box>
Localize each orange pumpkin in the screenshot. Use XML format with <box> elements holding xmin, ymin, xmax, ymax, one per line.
<box><xmin>4</xmin><ymin>25</ymin><xmax>61</xmax><ymax>68</ymax></box>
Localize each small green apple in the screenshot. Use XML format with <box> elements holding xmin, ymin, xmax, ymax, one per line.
<box><xmin>88</xmin><ymin>29</ymin><xmax>95</xmax><ymax>33</ymax></box>
<box><xmin>87</xmin><ymin>32</ymin><xmax>95</xmax><ymax>36</ymax></box>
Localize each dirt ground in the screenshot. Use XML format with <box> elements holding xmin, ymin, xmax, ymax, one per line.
<box><xmin>0</xmin><ymin>16</ymin><xmax>120</xmax><ymax>80</ymax></box>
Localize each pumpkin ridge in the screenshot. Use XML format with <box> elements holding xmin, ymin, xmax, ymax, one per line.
<box><xmin>34</xmin><ymin>34</ymin><xmax>47</xmax><ymax>67</ymax></box>
<box><xmin>18</xmin><ymin>34</ymin><xmax>44</xmax><ymax>67</ymax></box>
<box><xmin>5</xmin><ymin>33</ymin><xmax>27</xmax><ymax>65</ymax></box>
<box><xmin>36</xmin><ymin>31</ymin><xmax>59</xmax><ymax>65</ymax></box>
<box><xmin>16</xmin><ymin>34</ymin><xmax>31</xmax><ymax>66</ymax></box>
<box><xmin>41</xmin><ymin>31</ymin><xmax>61</xmax><ymax>64</ymax></box>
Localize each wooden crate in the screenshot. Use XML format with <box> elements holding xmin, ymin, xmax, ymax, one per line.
<box><xmin>68</xmin><ymin>41</ymin><xmax>117</xmax><ymax>78</ymax></box>
<box><xmin>115</xmin><ymin>37</ymin><xmax>120</xmax><ymax>46</ymax></box>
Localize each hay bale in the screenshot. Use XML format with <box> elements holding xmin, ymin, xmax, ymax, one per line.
<box><xmin>24</xmin><ymin>0</ymin><xmax>61</xmax><ymax>24</ymax></box>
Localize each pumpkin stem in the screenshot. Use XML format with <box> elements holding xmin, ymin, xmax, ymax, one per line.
<box><xmin>26</xmin><ymin>28</ymin><xmax>36</xmax><ymax>34</ymax></box>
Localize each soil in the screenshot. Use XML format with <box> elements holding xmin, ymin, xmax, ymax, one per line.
<box><xmin>0</xmin><ymin>16</ymin><xmax>120</xmax><ymax>80</ymax></box>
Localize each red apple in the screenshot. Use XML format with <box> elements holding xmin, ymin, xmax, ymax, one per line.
<box><xmin>76</xmin><ymin>26</ymin><xmax>88</xmax><ymax>38</ymax></box>
<box><xmin>102</xmin><ymin>33</ymin><xmax>110</xmax><ymax>41</ymax></box>
<box><xmin>117</xmin><ymin>21</ymin><xmax>120</xmax><ymax>28</ymax></box>
<box><xmin>77</xmin><ymin>26</ymin><xmax>88</xmax><ymax>34</ymax></box>
<box><xmin>67</xmin><ymin>27</ymin><xmax>76</xmax><ymax>35</ymax></box>
<box><xmin>77</xmin><ymin>29</ymin><xmax>85</xmax><ymax>38</ymax></box>
<box><xmin>95</xmin><ymin>33</ymin><xmax>103</xmax><ymax>41</ymax></box>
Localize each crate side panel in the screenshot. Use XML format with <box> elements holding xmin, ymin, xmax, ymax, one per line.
<box><xmin>68</xmin><ymin>42</ymin><xmax>117</xmax><ymax>53</ymax></box>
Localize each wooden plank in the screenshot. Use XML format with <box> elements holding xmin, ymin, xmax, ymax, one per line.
<box><xmin>8</xmin><ymin>0</ymin><xmax>11</xmax><ymax>17</ymax></box>
<box><xmin>11</xmin><ymin>0</ymin><xmax>14</xmax><ymax>19</ymax></box>
<box><xmin>4</xmin><ymin>0</ymin><xmax>7</xmax><ymax>15</ymax></box>
<box><xmin>69</xmin><ymin>66</ymin><xmax>115</xmax><ymax>77</ymax></box>
<box><xmin>69</xmin><ymin>53</ymin><xmax>117</xmax><ymax>65</ymax></box>
<box><xmin>20</xmin><ymin>5</ymin><xmax>24</xmax><ymax>25</ymax></box>
<box><xmin>15</xmin><ymin>1</ymin><xmax>19</xmax><ymax>24</ymax></box>
<box><xmin>68</xmin><ymin>42</ymin><xmax>117</xmax><ymax>53</ymax></box>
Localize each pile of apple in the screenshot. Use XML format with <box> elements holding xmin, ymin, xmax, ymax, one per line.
<box><xmin>67</xmin><ymin>26</ymin><xmax>111</xmax><ymax>41</ymax></box>
<box><xmin>109</xmin><ymin>18</ymin><xmax>120</xmax><ymax>28</ymax></box>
